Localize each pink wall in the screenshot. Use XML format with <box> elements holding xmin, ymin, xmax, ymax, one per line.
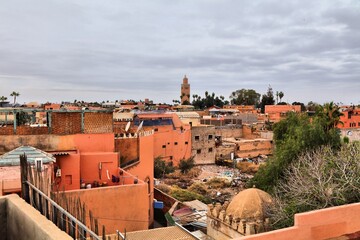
<box><xmin>240</xmin><ymin>203</ymin><xmax>360</xmax><ymax>240</ymax></box>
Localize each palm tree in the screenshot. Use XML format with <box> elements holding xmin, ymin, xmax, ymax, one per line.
<box><xmin>0</xmin><ymin>96</ymin><xmax>7</xmax><ymax>102</ymax></box>
<box><xmin>10</xmin><ymin>91</ymin><xmax>20</xmax><ymax>104</ymax></box>
<box><xmin>276</xmin><ymin>91</ymin><xmax>279</xmax><ymax>104</ymax></box>
<box><xmin>279</xmin><ymin>91</ymin><xmax>284</xmax><ymax>102</ymax></box>
<box><xmin>317</xmin><ymin>102</ymin><xmax>344</xmax><ymax>131</ymax></box>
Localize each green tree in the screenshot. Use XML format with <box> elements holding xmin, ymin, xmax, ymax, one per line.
<box><xmin>154</xmin><ymin>157</ymin><xmax>175</xmax><ymax>178</ymax></box>
<box><xmin>315</xmin><ymin>101</ymin><xmax>344</xmax><ymax>132</ymax></box>
<box><xmin>249</xmin><ymin>106</ymin><xmax>341</xmax><ymax>192</ymax></box>
<box><xmin>229</xmin><ymin>89</ymin><xmax>261</xmax><ymax>106</ymax></box>
<box><xmin>278</xmin><ymin>91</ymin><xmax>284</xmax><ymax>102</ymax></box>
<box><xmin>191</xmin><ymin>92</ymin><xmax>228</xmax><ymax>109</ymax></box>
<box><xmin>0</xmin><ymin>96</ymin><xmax>7</xmax><ymax>101</ymax></box>
<box><xmin>292</xmin><ymin>102</ymin><xmax>306</xmax><ymax>112</ymax></box>
<box><xmin>259</xmin><ymin>85</ymin><xmax>275</xmax><ymax>113</ymax></box>
<box><xmin>10</xmin><ymin>91</ymin><xmax>20</xmax><ymax>104</ymax></box>
<box><xmin>179</xmin><ymin>156</ymin><xmax>195</xmax><ymax>174</ymax></box>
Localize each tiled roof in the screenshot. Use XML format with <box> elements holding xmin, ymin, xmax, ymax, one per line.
<box><xmin>0</xmin><ymin>146</ymin><xmax>55</xmax><ymax>166</ymax></box>
<box><xmin>124</xmin><ymin>226</ymin><xmax>197</xmax><ymax>240</ymax></box>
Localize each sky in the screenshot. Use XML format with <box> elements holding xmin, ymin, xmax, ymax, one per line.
<box><xmin>0</xmin><ymin>0</ymin><xmax>359</xmax><ymax>105</ymax></box>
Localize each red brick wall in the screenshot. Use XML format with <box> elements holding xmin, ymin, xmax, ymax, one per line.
<box><xmin>52</xmin><ymin>112</ymin><xmax>82</xmax><ymax>135</ymax></box>
<box><xmin>84</xmin><ymin>112</ymin><xmax>113</xmax><ymax>134</ymax></box>
<box><xmin>0</xmin><ymin>126</ymin><xmax>49</xmax><ymax>135</ymax></box>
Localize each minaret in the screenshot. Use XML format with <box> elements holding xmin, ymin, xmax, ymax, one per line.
<box><xmin>181</xmin><ymin>75</ymin><xmax>190</xmax><ymax>105</ymax></box>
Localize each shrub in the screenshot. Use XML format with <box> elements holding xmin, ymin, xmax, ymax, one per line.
<box><xmin>170</xmin><ymin>186</ymin><xmax>211</xmax><ymax>203</ymax></box>
<box><xmin>154</xmin><ymin>157</ymin><xmax>175</xmax><ymax>178</ymax></box>
<box><xmin>179</xmin><ymin>156</ymin><xmax>195</xmax><ymax>174</ymax></box>
<box><xmin>206</xmin><ymin>177</ymin><xmax>231</xmax><ymax>189</ymax></box>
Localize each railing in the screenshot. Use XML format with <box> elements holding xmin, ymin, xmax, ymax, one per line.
<box><xmin>26</xmin><ymin>181</ymin><xmax>101</xmax><ymax>240</ymax></box>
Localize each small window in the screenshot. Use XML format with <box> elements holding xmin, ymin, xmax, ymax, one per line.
<box><xmin>185</xmin><ymin>141</ymin><xmax>189</xmax><ymax>145</ymax></box>
<box><xmin>208</xmin><ymin>147</ymin><xmax>213</xmax><ymax>153</ymax></box>
<box><xmin>168</xmin><ymin>142</ymin><xmax>170</xmax><ymax>145</ymax></box>
<box><xmin>237</xmin><ymin>146</ymin><xmax>240</xmax><ymax>150</ymax></box>
<box><xmin>196</xmin><ymin>149</ymin><xmax>201</xmax><ymax>154</ymax></box>
<box><xmin>169</xmin><ymin>156</ymin><xmax>173</xmax><ymax>160</ymax></box>
<box><xmin>358</xmin><ymin>122</ymin><xmax>360</xmax><ymax>127</ymax></box>
<box><xmin>154</xmin><ymin>128</ymin><xmax>158</xmax><ymax>132</ymax></box>
<box><xmin>162</xmin><ymin>145</ymin><xmax>166</xmax><ymax>148</ymax></box>
<box><xmin>208</xmin><ymin>135</ymin><xmax>213</xmax><ymax>140</ymax></box>
<box><xmin>195</xmin><ymin>136</ymin><xmax>200</xmax><ymax>141</ymax></box>
<box><xmin>174</xmin><ymin>142</ymin><xmax>178</xmax><ymax>145</ymax></box>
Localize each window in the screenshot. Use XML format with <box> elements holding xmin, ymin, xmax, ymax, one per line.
<box><xmin>195</xmin><ymin>136</ymin><xmax>200</xmax><ymax>141</ymax></box>
<box><xmin>208</xmin><ymin>135</ymin><xmax>213</xmax><ymax>140</ymax></box>
<box><xmin>162</xmin><ymin>145</ymin><xmax>166</xmax><ymax>148</ymax></box>
<box><xmin>208</xmin><ymin>147</ymin><xmax>213</xmax><ymax>153</ymax></box>
<box><xmin>196</xmin><ymin>149</ymin><xmax>201</xmax><ymax>154</ymax></box>
<box><xmin>185</xmin><ymin>141</ymin><xmax>189</xmax><ymax>145</ymax></box>
<box><xmin>154</xmin><ymin>128</ymin><xmax>158</xmax><ymax>132</ymax></box>
<box><xmin>169</xmin><ymin>156</ymin><xmax>173</xmax><ymax>160</ymax></box>
<box><xmin>174</xmin><ymin>142</ymin><xmax>178</xmax><ymax>145</ymax></box>
<box><xmin>358</xmin><ymin>122</ymin><xmax>360</xmax><ymax>127</ymax></box>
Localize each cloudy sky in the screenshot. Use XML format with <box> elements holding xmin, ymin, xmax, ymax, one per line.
<box><xmin>0</xmin><ymin>0</ymin><xmax>359</xmax><ymax>105</ymax></box>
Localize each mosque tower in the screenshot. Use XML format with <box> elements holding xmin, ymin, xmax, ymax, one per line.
<box><xmin>180</xmin><ymin>75</ymin><xmax>190</xmax><ymax>105</ymax></box>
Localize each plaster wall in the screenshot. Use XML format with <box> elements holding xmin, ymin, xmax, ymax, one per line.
<box><xmin>124</xmin><ymin>134</ymin><xmax>154</xmax><ymax>227</ymax></box>
<box><xmin>63</xmin><ymin>183</ymin><xmax>149</xmax><ymax>234</ymax></box>
<box><xmin>3</xmin><ymin>194</ymin><xmax>71</xmax><ymax>240</ymax></box>
<box><xmin>240</xmin><ymin>202</ymin><xmax>360</xmax><ymax>240</ymax></box>
<box><xmin>0</xmin><ymin>133</ymin><xmax>115</xmax><ymax>154</ymax></box>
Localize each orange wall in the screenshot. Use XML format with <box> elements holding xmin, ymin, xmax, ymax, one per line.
<box><xmin>0</xmin><ymin>133</ymin><xmax>115</xmax><ymax>154</ymax></box>
<box><xmin>125</xmin><ymin>134</ymin><xmax>155</xmax><ymax>227</ymax></box>
<box><xmin>265</xmin><ymin>105</ymin><xmax>301</xmax><ymax>114</ymax></box>
<box><xmin>63</xmin><ymin>183</ymin><xmax>149</xmax><ymax>234</ymax></box>
<box><xmin>153</xmin><ymin>129</ymin><xmax>191</xmax><ymax>166</ymax></box>
<box><xmin>240</xmin><ymin>203</ymin><xmax>360</xmax><ymax>240</ymax></box>
<box><xmin>79</xmin><ymin>152</ymin><xmax>119</xmax><ymax>187</ymax></box>
<box><xmin>339</xmin><ymin>110</ymin><xmax>360</xmax><ymax>128</ymax></box>
<box><xmin>55</xmin><ymin>153</ymin><xmax>81</xmax><ymax>191</ymax></box>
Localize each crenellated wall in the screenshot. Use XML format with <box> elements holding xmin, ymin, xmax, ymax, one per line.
<box><xmin>207</xmin><ymin>202</ymin><xmax>270</xmax><ymax>240</ymax></box>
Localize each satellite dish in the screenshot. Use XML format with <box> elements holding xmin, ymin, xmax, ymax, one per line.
<box><xmin>125</xmin><ymin>121</ymin><xmax>131</xmax><ymax>132</ymax></box>
<box><xmin>347</xmin><ymin>130</ymin><xmax>353</xmax><ymax>136</ymax></box>
<box><xmin>136</xmin><ymin>121</ymin><xmax>144</xmax><ymax>134</ymax></box>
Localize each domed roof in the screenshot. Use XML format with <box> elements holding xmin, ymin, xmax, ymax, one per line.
<box><xmin>226</xmin><ymin>188</ymin><xmax>272</xmax><ymax>220</ymax></box>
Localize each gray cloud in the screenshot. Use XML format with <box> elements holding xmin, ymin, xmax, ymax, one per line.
<box><xmin>0</xmin><ymin>0</ymin><xmax>359</xmax><ymax>105</ymax></box>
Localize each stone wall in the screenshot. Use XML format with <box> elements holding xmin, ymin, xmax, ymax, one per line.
<box><xmin>192</xmin><ymin>125</ymin><xmax>216</xmax><ymax>164</ymax></box>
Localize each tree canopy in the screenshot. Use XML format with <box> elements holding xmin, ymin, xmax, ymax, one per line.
<box><xmin>249</xmin><ymin>103</ymin><xmax>342</xmax><ymax>192</ymax></box>
<box><xmin>192</xmin><ymin>92</ymin><xmax>228</xmax><ymax>109</ymax></box>
<box><xmin>270</xmin><ymin>142</ymin><xmax>360</xmax><ymax>228</ymax></box>
<box><xmin>259</xmin><ymin>86</ymin><xmax>275</xmax><ymax>113</ymax></box>
<box><xmin>229</xmin><ymin>89</ymin><xmax>260</xmax><ymax>106</ymax></box>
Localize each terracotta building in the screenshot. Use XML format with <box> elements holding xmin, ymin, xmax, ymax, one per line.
<box><xmin>339</xmin><ymin>107</ymin><xmax>360</xmax><ymax>129</ymax></box>
<box><xmin>0</xmin><ymin>108</ymin><xmax>155</xmax><ymax>233</ymax></box>
<box><xmin>181</xmin><ymin>75</ymin><xmax>191</xmax><ymax>105</ymax></box>
<box><xmin>134</xmin><ymin>113</ymin><xmax>192</xmax><ymax>166</ymax></box>
<box><xmin>264</xmin><ymin>105</ymin><xmax>302</xmax><ymax>122</ymax></box>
